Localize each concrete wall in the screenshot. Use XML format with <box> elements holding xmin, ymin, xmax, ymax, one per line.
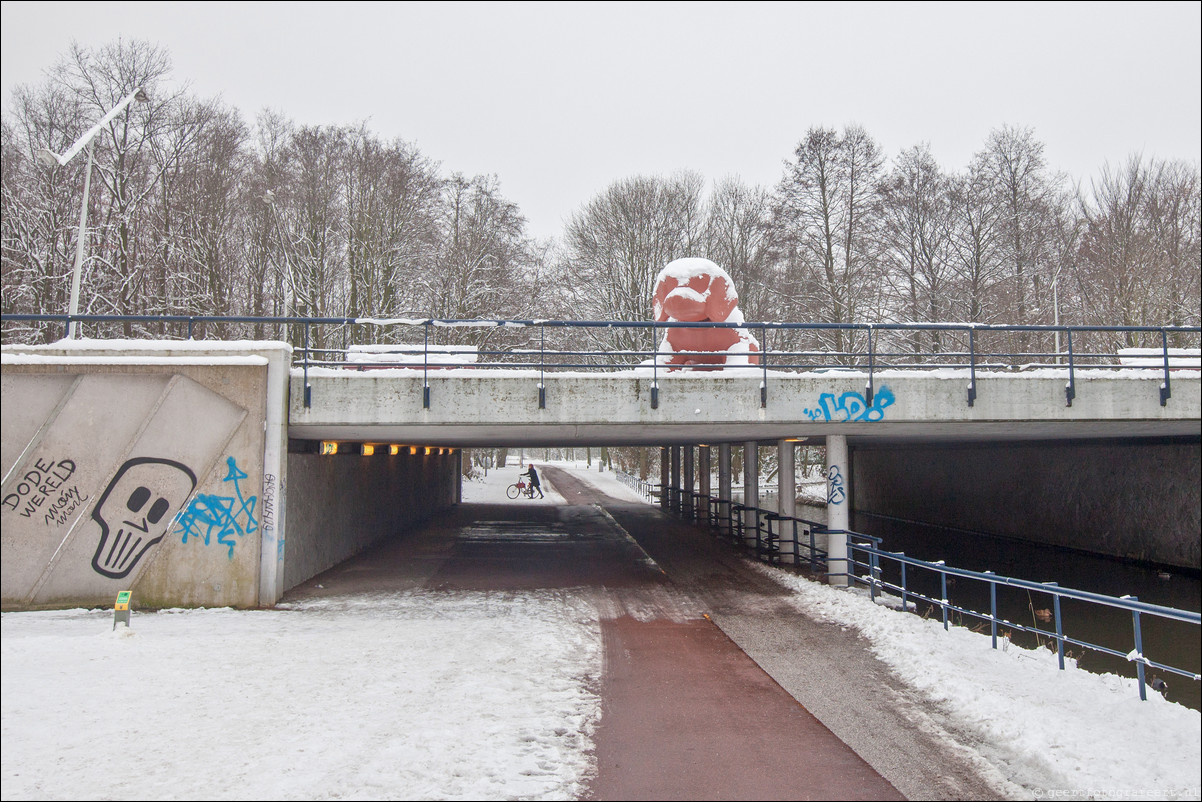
<box><xmin>851</xmin><ymin>438</ymin><xmax>1202</xmax><ymax>570</ymax></box>
<box><xmin>2</xmin><ymin>349</ymin><xmax>286</xmax><ymax>610</ymax></box>
<box><xmin>283</xmin><ymin>447</ymin><xmax>459</xmax><ymax>590</ymax></box>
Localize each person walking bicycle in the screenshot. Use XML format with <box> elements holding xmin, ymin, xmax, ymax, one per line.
<box><xmin>522</xmin><ymin>464</ymin><xmax>544</xmax><ymax>498</ymax></box>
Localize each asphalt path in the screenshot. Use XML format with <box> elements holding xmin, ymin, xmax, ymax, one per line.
<box><xmin>285</xmin><ymin>465</ymin><xmax>1009</xmax><ymax>800</ymax></box>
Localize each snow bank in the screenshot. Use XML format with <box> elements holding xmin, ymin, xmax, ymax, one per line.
<box><xmin>754</xmin><ymin>564</ymin><xmax>1202</xmax><ymax>799</ymax></box>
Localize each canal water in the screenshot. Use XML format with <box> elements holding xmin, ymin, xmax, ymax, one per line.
<box><xmin>737</xmin><ymin>491</ymin><xmax>1201</xmax><ymax>711</ymax></box>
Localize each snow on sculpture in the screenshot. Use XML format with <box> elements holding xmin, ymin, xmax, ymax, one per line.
<box><xmin>653</xmin><ymin>257</ymin><xmax>760</xmax><ymax>368</ymax></box>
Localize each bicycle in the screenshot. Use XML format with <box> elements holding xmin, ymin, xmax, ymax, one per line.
<box><xmin>506</xmin><ymin>480</ymin><xmax>534</xmax><ymax>499</ymax></box>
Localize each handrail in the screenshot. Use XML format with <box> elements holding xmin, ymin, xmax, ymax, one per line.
<box><xmin>5</xmin><ymin>313</ymin><xmax>1197</xmax><ymax>411</ymax></box>
<box><xmin>840</xmin><ymin>535</ymin><xmax>1200</xmax><ymax>702</ymax></box>
<box><xmin>652</xmin><ymin>488</ymin><xmax>1200</xmax><ymax>704</ymax></box>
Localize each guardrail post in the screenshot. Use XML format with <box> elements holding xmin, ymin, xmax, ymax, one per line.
<box><xmin>865</xmin><ymin>325</ymin><xmax>875</xmax><ymax>406</ymax></box>
<box><xmin>422</xmin><ymin>322</ymin><xmax>431</xmax><ymax>409</ymax></box>
<box><xmin>940</xmin><ymin>568</ymin><xmax>949</xmax><ymax>630</ymax></box>
<box><xmin>1065</xmin><ymin>330</ymin><xmax>1076</xmax><ymax>406</ymax></box>
<box><xmin>901</xmin><ymin>556</ymin><xmax>909</xmax><ymax>612</ymax></box>
<box><xmin>1160</xmin><ymin>330</ymin><xmax>1172</xmax><ymax>406</ymax></box>
<box><xmin>538</xmin><ymin>324</ymin><xmax>546</xmax><ymax>409</ymax></box>
<box><xmin>760</xmin><ymin>323</ymin><xmax>768</xmax><ymax>408</ymax></box>
<box><xmin>988</xmin><ymin>573</ymin><xmax>997</xmax><ymax>649</ymax></box>
<box><xmin>869</xmin><ymin>541</ymin><xmax>880</xmax><ymax>601</ymax></box>
<box><xmin>303</xmin><ymin>321</ymin><xmax>312</xmax><ymax>408</ymax></box>
<box><xmin>1053</xmin><ymin>589</ymin><xmax>1065</xmax><ymax>670</ymax></box>
<box><xmin>1130</xmin><ymin>597</ymin><xmax>1147</xmax><ymax>701</ymax></box>
<box><xmin>650</xmin><ymin>322</ymin><xmax>659</xmax><ymax>409</ymax></box>
<box><xmin>967</xmin><ymin>327</ymin><xmax>978</xmax><ymax>407</ymax></box>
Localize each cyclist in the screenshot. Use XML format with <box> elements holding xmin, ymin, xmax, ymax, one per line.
<box><xmin>522</xmin><ymin>464</ymin><xmax>544</xmax><ymax>499</ymax></box>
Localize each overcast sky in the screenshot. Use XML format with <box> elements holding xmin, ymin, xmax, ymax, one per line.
<box><xmin>2</xmin><ymin>1</ymin><xmax>1199</xmax><ymax>240</ymax></box>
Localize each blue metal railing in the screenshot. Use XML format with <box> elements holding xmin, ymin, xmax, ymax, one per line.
<box><xmin>3</xmin><ymin>314</ymin><xmax>1198</xmax><ymax>410</ymax></box>
<box><xmin>647</xmin><ymin>485</ymin><xmax>1200</xmax><ymax>703</ymax></box>
<box><xmin>839</xmin><ymin>535</ymin><xmax>1201</xmax><ymax>702</ymax></box>
<box><xmin>615</xmin><ymin>470</ymin><xmax>656</xmax><ymax>502</ymax></box>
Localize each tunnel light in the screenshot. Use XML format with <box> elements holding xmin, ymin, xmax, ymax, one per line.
<box><xmin>424</xmin><ymin>447</ymin><xmax>433</xmax><ymax>455</ymax></box>
<box><xmin>409</xmin><ymin>446</ymin><xmax>419</xmax><ymax>455</ymax></box>
<box><xmin>389</xmin><ymin>444</ymin><xmax>401</xmax><ymax>456</ymax></box>
<box><xmin>319</xmin><ymin>441</ymin><xmax>338</xmax><ymax>455</ymax></box>
<box><xmin>361</xmin><ymin>444</ymin><xmax>375</xmax><ymax>456</ymax></box>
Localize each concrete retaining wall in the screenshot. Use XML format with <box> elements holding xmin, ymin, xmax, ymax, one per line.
<box><xmin>851</xmin><ymin>439</ymin><xmax>1202</xmax><ymax>570</ymax></box>
<box><xmin>283</xmin><ymin>448</ymin><xmax>459</xmax><ymax>590</ymax></box>
<box><xmin>2</xmin><ymin>348</ymin><xmax>287</xmax><ymax>610</ymax></box>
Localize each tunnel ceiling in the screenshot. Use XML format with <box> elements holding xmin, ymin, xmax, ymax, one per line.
<box><xmin>285</xmin><ymin>420</ymin><xmax>1202</xmax><ymax>449</ymax></box>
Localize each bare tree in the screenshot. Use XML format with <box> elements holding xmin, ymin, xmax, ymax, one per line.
<box><xmin>878</xmin><ymin>143</ymin><xmax>954</xmax><ymax>353</ymax></box>
<box><xmin>344</xmin><ymin>126</ymin><xmax>443</xmax><ymax>332</ymax></box>
<box><xmin>558</xmin><ymin>171</ymin><xmax>707</xmax><ymax>353</ymax></box>
<box><xmin>1073</xmin><ymin>156</ymin><xmax>1202</xmax><ymax>348</ymax></box>
<box><xmin>1</xmin><ymin>84</ymin><xmax>91</xmax><ymax>339</ymax></box>
<box><xmin>946</xmin><ymin>153</ymin><xmax>1008</xmax><ymax>323</ymax></box>
<box><xmin>421</xmin><ymin>173</ymin><xmax>541</xmax><ymax>335</ymax></box>
<box><xmin>772</xmin><ymin>125</ymin><xmax>885</xmax><ymax>354</ymax></box>
<box><xmin>703</xmin><ymin>176</ymin><xmax>773</xmax><ymax>322</ymax></box>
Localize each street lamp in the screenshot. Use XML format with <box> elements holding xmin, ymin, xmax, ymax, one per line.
<box><xmin>38</xmin><ymin>86</ymin><xmax>149</xmax><ymax>338</ymax></box>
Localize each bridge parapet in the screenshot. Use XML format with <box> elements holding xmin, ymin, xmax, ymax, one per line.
<box><xmin>289</xmin><ymin>367</ymin><xmax>1201</xmax><ymax>446</ymax></box>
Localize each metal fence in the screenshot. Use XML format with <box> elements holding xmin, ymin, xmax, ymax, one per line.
<box><xmin>650</xmin><ymin>482</ymin><xmax>1201</xmax><ymax>704</ymax></box>
<box><xmin>3</xmin><ymin>314</ymin><xmax>1199</xmax><ymax>411</ymax></box>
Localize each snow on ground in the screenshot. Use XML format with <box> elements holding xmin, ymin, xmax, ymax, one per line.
<box><xmin>3</xmin><ymin>462</ymin><xmax>1199</xmax><ymax>801</ymax></box>
<box><xmin>2</xmin><ymin>587</ymin><xmax>602</xmax><ymax>800</ymax></box>
<box><xmin>755</xmin><ymin>564</ymin><xmax>1201</xmax><ymax>799</ymax></box>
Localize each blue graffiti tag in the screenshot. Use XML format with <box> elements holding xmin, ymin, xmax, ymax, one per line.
<box><xmin>826</xmin><ymin>465</ymin><xmax>847</xmax><ymax>506</ymax></box>
<box><xmin>805</xmin><ymin>385</ymin><xmax>896</xmax><ymax>422</ymax></box>
<box><xmin>176</xmin><ymin>457</ymin><xmax>259</xmax><ymax>559</ymax></box>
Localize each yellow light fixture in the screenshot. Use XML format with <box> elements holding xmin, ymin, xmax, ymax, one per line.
<box><xmin>424</xmin><ymin>446</ymin><xmax>433</xmax><ymax>455</ymax></box>
<box><xmin>319</xmin><ymin>441</ymin><xmax>338</xmax><ymax>455</ymax></box>
<box><xmin>361</xmin><ymin>444</ymin><xmax>375</xmax><ymax>456</ymax></box>
<box><xmin>409</xmin><ymin>446</ymin><xmax>419</xmax><ymax>455</ymax></box>
<box><xmin>389</xmin><ymin>444</ymin><xmax>401</xmax><ymax>456</ymax></box>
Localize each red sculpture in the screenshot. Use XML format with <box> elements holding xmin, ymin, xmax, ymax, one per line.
<box><xmin>653</xmin><ymin>258</ymin><xmax>759</xmax><ymax>368</ymax></box>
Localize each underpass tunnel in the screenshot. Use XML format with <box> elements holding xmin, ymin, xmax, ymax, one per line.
<box><xmin>280</xmin><ymin>430</ymin><xmax>1200</xmax><ymax>603</ymax></box>
<box><xmin>278</xmin><ymin>433</ymin><xmax>846</xmax><ymax>599</ymax></box>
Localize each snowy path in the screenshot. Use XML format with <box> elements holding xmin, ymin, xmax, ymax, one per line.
<box><xmin>3</xmin><ymin>462</ymin><xmax>1199</xmax><ymax>801</ymax></box>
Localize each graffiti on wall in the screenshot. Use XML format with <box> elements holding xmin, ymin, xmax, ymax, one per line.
<box><xmin>826</xmin><ymin>465</ymin><xmax>847</xmax><ymax>506</ymax></box>
<box><xmin>804</xmin><ymin>385</ymin><xmax>896</xmax><ymax>422</ymax></box>
<box><xmin>261</xmin><ymin>472</ymin><xmax>284</xmax><ymax>562</ymax></box>
<box><xmin>176</xmin><ymin>457</ymin><xmax>259</xmax><ymax>559</ymax></box>
<box><xmin>91</xmin><ymin>458</ymin><xmax>198</xmax><ymax>579</ymax></box>
<box><xmin>3</xmin><ymin>457</ymin><xmax>86</xmax><ymax>528</ymax></box>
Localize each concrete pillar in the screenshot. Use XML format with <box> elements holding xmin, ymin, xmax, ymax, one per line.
<box><xmin>743</xmin><ymin>441</ymin><xmax>758</xmax><ymax>548</ymax></box>
<box><xmin>777</xmin><ymin>439</ymin><xmax>796</xmax><ymax>564</ymax></box>
<box><xmin>698</xmin><ymin>446</ymin><xmax>711</xmax><ymax>525</ymax></box>
<box><xmin>670</xmin><ymin>446</ymin><xmax>682</xmax><ymax>514</ymax></box>
<box><xmin>659</xmin><ymin>447</ymin><xmax>670</xmax><ymax>510</ymax></box>
<box><xmin>826</xmin><ymin>434</ymin><xmax>849</xmax><ymax>587</ymax></box>
<box><xmin>454</xmin><ymin>450</ymin><xmax>463</xmax><ymax>504</ymax></box>
<box><xmin>682</xmin><ymin>445</ymin><xmax>695</xmax><ymax>520</ymax></box>
<box><xmin>718</xmin><ymin>443</ymin><xmax>732</xmax><ymax>533</ymax></box>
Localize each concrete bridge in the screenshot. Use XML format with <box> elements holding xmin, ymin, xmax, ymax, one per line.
<box><xmin>3</xmin><ymin>335</ymin><xmax>1199</xmax><ymax>610</ymax></box>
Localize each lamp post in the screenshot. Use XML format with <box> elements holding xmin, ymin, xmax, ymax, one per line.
<box><xmin>38</xmin><ymin>86</ymin><xmax>148</xmax><ymax>339</ymax></box>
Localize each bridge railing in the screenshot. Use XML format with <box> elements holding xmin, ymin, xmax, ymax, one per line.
<box><xmin>651</xmin><ymin>487</ymin><xmax>1200</xmax><ymax>704</ymax></box>
<box><xmin>3</xmin><ymin>314</ymin><xmax>1199</xmax><ymax>410</ymax></box>
<box><xmin>840</xmin><ymin>534</ymin><xmax>1201</xmax><ymax>704</ymax></box>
